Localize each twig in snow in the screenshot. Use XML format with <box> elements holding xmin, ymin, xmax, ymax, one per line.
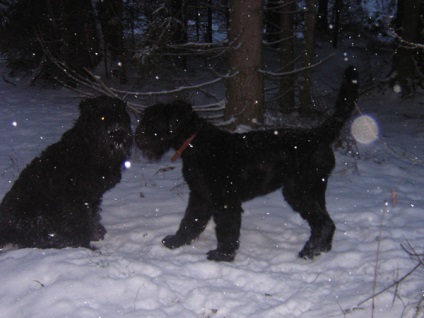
<box><xmin>154</xmin><ymin>166</ymin><xmax>176</xmax><ymax>175</ymax></box>
<box><xmin>401</xmin><ymin>239</ymin><xmax>424</xmax><ymax>266</ymax></box>
<box><xmin>2</xmin><ymin>75</ymin><xmax>16</xmax><ymax>86</ymax></box>
<box><xmin>413</xmin><ymin>295</ymin><xmax>424</xmax><ymax>318</ymax></box>
<box><xmin>356</xmin><ymin>239</ymin><xmax>424</xmax><ymax>311</ymax></box>
<box><xmin>357</xmin><ymin>262</ymin><xmax>422</xmax><ymax>308</ymax></box>
<box><xmin>370</xmin><ymin>200</ymin><xmax>390</xmax><ymax>318</ymax></box>
<box><xmin>391</xmin><ymin>189</ymin><xmax>397</xmax><ymax>208</ymax></box>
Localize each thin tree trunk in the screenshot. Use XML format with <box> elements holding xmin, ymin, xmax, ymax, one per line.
<box><xmin>299</xmin><ymin>0</ymin><xmax>317</xmax><ymax>112</ymax></box>
<box><xmin>332</xmin><ymin>0</ymin><xmax>341</xmax><ymax>48</ymax></box>
<box><xmin>61</xmin><ymin>0</ymin><xmax>99</xmax><ymax>71</ymax></box>
<box><xmin>279</xmin><ymin>0</ymin><xmax>296</xmax><ymax>113</ymax></box>
<box><xmin>225</xmin><ymin>0</ymin><xmax>264</xmax><ymax>127</ymax></box>
<box><xmin>317</xmin><ymin>0</ymin><xmax>329</xmax><ymax>30</ymax></box>
<box><xmin>171</xmin><ymin>0</ymin><xmax>188</xmax><ymax>68</ymax></box>
<box><xmin>97</xmin><ymin>0</ymin><xmax>127</xmax><ymax>83</ymax></box>
<box><xmin>265</xmin><ymin>0</ymin><xmax>280</xmax><ymax>44</ymax></box>
<box><xmin>393</xmin><ymin>0</ymin><xmax>422</xmax><ymax>96</ymax></box>
<box><xmin>195</xmin><ymin>0</ymin><xmax>200</xmax><ymax>41</ymax></box>
<box><xmin>205</xmin><ymin>0</ymin><xmax>213</xmax><ymax>42</ymax></box>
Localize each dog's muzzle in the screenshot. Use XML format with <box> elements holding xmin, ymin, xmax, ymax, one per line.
<box><xmin>108</xmin><ymin>125</ymin><xmax>133</xmax><ymax>154</ymax></box>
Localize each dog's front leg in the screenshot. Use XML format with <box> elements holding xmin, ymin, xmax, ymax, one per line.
<box><xmin>162</xmin><ymin>193</ymin><xmax>212</xmax><ymax>249</ymax></box>
<box><xmin>207</xmin><ymin>205</ymin><xmax>242</xmax><ymax>262</ymax></box>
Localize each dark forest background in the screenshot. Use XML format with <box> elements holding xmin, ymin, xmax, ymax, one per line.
<box><xmin>0</xmin><ymin>0</ymin><xmax>423</xmax><ymax>126</ymax></box>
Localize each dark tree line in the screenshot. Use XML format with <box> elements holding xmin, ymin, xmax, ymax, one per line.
<box><xmin>0</xmin><ymin>0</ymin><xmax>423</xmax><ymax>126</ymax></box>
<box><xmin>391</xmin><ymin>0</ymin><xmax>424</xmax><ymax>96</ymax></box>
<box><xmin>0</xmin><ymin>0</ymin><xmax>100</xmax><ymax>75</ymax></box>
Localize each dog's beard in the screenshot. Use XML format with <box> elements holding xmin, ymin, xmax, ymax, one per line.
<box><xmin>140</xmin><ymin>141</ymin><xmax>170</xmax><ymax>161</ymax></box>
<box><xmin>93</xmin><ymin>125</ymin><xmax>132</xmax><ymax>163</ymax></box>
<box><xmin>108</xmin><ymin>125</ymin><xmax>133</xmax><ymax>159</ymax></box>
<box><xmin>135</xmin><ymin>129</ymin><xmax>172</xmax><ymax>161</ymax></box>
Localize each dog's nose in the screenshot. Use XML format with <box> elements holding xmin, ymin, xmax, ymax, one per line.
<box><xmin>108</xmin><ymin>125</ymin><xmax>132</xmax><ymax>144</ymax></box>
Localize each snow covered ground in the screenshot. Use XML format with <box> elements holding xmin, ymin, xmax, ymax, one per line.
<box><xmin>0</xmin><ymin>63</ymin><xmax>423</xmax><ymax>318</ymax></box>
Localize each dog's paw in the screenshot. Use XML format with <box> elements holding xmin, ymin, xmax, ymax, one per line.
<box><xmin>206</xmin><ymin>249</ymin><xmax>235</xmax><ymax>262</ymax></box>
<box><xmin>298</xmin><ymin>248</ymin><xmax>317</xmax><ymax>260</ymax></box>
<box><xmin>298</xmin><ymin>241</ymin><xmax>332</xmax><ymax>260</ymax></box>
<box><xmin>162</xmin><ymin>234</ymin><xmax>190</xmax><ymax>249</ymax></box>
<box><xmin>90</xmin><ymin>224</ymin><xmax>106</xmax><ymax>241</ymax></box>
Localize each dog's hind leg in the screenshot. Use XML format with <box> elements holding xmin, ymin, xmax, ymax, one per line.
<box><xmin>206</xmin><ymin>203</ymin><xmax>242</xmax><ymax>262</ymax></box>
<box><xmin>162</xmin><ymin>192</ymin><xmax>213</xmax><ymax>250</ymax></box>
<box><xmin>283</xmin><ymin>176</ymin><xmax>335</xmax><ymax>259</ymax></box>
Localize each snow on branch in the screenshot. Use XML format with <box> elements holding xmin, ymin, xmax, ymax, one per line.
<box><xmin>391</xmin><ymin>30</ymin><xmax>424</xmax><ymax>50</ymax></box>
<box><xmin>260</xmin><ymin>53</ymin><xmax>336</xmax><ymax>77</ymax></box>
<box><xmin>109</xmin><ymin>73</ymin><xmax>229</xmax><ymax>97</ymax></box>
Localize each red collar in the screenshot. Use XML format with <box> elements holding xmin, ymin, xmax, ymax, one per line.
<box><xmin>171</xmin><ymin>133</ymin><xmax>197</xmax><ymax>162</ymax></box>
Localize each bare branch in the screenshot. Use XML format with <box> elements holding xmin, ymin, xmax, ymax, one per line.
<box><xmin>263</xmin><ymin>35</ymin><xmax>294</xmax><ymax>46</ymax></box>
<box><xmin>260</xmin><ymin>53</ymin><xmax>336</xmax><ymax>77</ymax></box>
<box><xmin>2</xmin><ymin>75</ymin><xmax>17</xmax><ymax>87</ymax></box>
<box><xmin>166</xmin><ymin>40</ymin><xmax>228</xmax><ymax>51</ymax></box>
<box><xmin>38</xmin><ymin>34</ymin><xmax>227</xmax><ymax>116</ymax></box>
<box><xmin>109</xmin><ymin>74</ymin><xmax>229</xmax><ymax>97</ymax></box>
<box><xmin>401</xmin><ymin>239</ymin><xmax>424</xmax><ymax>266</ymax></box>
<box><xmin>371</xmin><ymin>201</ymin><xmax>389</xmax><ymax>317</ymax></box>
<box><xmin>355</xmin><ymin>239</ymin><xmax>424</xmax><ymax>311</ymax></box>
<box><xmin>357</xmin><ymin>262</ymin><xmax>422</xmax><ymax>307</ymax></box>
<box><xmin>390</xmin><ymin>30</ymin><xmax>424</xmax><ymax>50</ymax></box>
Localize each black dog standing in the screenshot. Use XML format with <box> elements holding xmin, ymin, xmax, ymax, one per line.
<box><xmin>0</xmin><ymin>96</ymin><xmax>133</xmax><ymax>250</ymax></box>
<box><xmin>136</xmin><ymin>67</ymin><xmax>358</xmax><ymax>262</ymax></box>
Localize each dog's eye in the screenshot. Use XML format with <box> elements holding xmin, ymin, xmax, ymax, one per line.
<box><xmin>101</xmin><ymin>116</ymin><xmax>105</xmax><ymax>121</ymax></box>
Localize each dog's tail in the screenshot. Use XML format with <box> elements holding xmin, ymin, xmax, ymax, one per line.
<box><xmin>318</xmin><ymin>66</ymin><xmax>359</xmax><ymax>143</ymax></box>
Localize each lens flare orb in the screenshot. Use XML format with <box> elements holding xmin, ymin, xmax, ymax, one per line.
<box><xmin>351</xmin><ymin>115</ymin><xmax>379</xmax><ymax>144</ymax></box>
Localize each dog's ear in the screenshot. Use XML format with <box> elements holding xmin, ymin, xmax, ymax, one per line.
<box><xmin>172</xmin><ymin>100</ymin><xmax>193</xmax><ymax>113</ymax></box>
<box><xmin>168</xmin><ymin>100</ymin><xmax>194</xmax><ymax>130</ymax></box>
<box><xmin>79</xmin><ymin>98</ymin><xmax>98</xmax><ymax>117</ymax></box>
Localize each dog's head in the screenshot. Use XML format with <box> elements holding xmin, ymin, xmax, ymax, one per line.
<box><xmin>78</xmin><ymin>96</ymin><xmax>133</xmax><ymax>163</ymax></box>
<box><xmin>135</xmin><ymin>100</ymin><xmax>194</xmax><ymax>161</ymax></box>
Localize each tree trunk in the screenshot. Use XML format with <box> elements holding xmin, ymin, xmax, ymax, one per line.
<box><xmin>265</xmin><ymin>0</ymin><xmax>280</xmax><ymax>45</ymax></box>
<box><xmin>279</xmin><ymin>0</ymin><xmax>296</xmax><ymax>113</ymax></box>
<box><xmin>225</xmin><ymin>0</ymin><xmax>264</xmax><ymax>128</ymax></box>
<box><xmin>61</xmin><ymin>0</ymin><xmax>99</xmax><ymax>71</ymax></box>
<box><xmin>299</xmin><ymin>0</ymin><xmax>317</xmax><ymax>112</ymax></box>
<box><xmin>195</xmin><ymin>0</ymin><xmax>201</xmax><ymax>41</ymax></box>
<box><xmin>317</xmin><ymin>0</ymin><xmax>329</xmax><ymax>30</ymax></box>
<box><xmin>331</xmin><ymin>0</ymin><xmax>341</xmax><ymax>48</ymax></box>
<box><xmin>97</xmin><ymin>0</ymin><xmax>127</xmax><ymax>83</ymax></box>
<box><xmin>171</xmin><ymin>0</ymin><xmax>188</xmax><ymax>44</ymax></box>
<box><xmin>392</xmin><ymin>0</ymin><xmax>422</xmax><ymax>96</ymax></box>
<box><xmin>205</xmin><ymin>0</ymin><xmax>213</xmax><ymax>42</ymax></box>
<box><xmin>170</xmin><ymin>0</ymin><xmax>188</xmax><ymax>68</ymax></box>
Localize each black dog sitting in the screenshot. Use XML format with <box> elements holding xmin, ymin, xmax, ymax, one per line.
<box><xmin>136</xmin><ymin>67</ymin><xmax>358</xmax><ymax>262</ymax></box>
<box><xmin>0</xmin><ymin>96</ymin><xmax>133</xmax><ymax>250</ymax></box>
